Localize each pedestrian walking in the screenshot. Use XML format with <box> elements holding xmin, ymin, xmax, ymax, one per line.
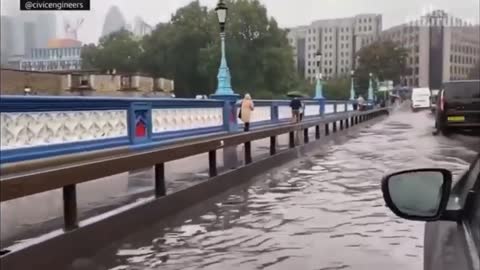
<box><xmin>239</xmin><ymin>93</ymin><xmax>254</xmax><ymax>131</ymax></box>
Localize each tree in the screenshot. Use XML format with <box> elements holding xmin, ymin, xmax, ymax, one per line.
<box><xmin>323</xmin><ymin>77</ymin><xmax>350</xmax><ymax>100</ymax></box>
<box><xmin>81</xmin><ymin>0</ymin><xmax>307</xmax><ymax>98</ymax></box>
<box><xmin>355</xmin><ymin>40</ymin><xmax>408</xmax><ymax>96</ymax></box>
<box><xmin>81</xmin><ymin>29</ymin><xmax>142</xmax><ymax>73</ymax></box>
<box><xmin>469</xmin><ymin>60</ymin><xmax>480</xmax><ymax>79</ymax></box>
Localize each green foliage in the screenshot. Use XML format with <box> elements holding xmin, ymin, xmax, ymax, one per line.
<box><xmin>323</xmin><ymin>77</ymin><xmax>350</xmax><ymax>100</ymax></box>
<box><xmin>81</xmin><ymin>0</ymin><xmax>307</xmax><ymax>98</ymax></box>
<box><xmin>355</xmin><ymin>40</ymin><xmax>408</xmax><ymax>96</ymax></box>
<box><xmin>81</xmin><ymin>29</ymin><xmax>141</xmax><ymax>73</ymax></box>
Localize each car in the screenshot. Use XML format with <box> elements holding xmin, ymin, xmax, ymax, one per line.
<box><xmin>411</xmin><ymin>87</ymin><xmax>431</xmax><ymax>112</ymax></box>
<box><xmin>381</xmin><ymin>154</ymin><xmax>480</xmax><ymax>270</ymax></box>
<box><xmin>435</xmin><ymin>80</ymin><xmax>480</xmax><ymax>135</ymax></box>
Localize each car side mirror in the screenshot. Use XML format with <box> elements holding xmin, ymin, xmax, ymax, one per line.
<box><xmin>381</xmin><ymin>169</ymin><xmax>452</xmax><ymax>221</ymax></box>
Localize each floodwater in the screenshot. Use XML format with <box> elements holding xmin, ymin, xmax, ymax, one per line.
<box><xmin>65</xmin><ymin>106</ymin><xmax>480</xmax><ymax>270</ymax></box>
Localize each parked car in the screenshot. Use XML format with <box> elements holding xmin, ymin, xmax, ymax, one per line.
<box><xmin>411</xmin><ymin>87</ymin><xmax>431</xmax><ymax>112</ymax></box>
<box><xmin>435</xmin><ymin>80</ymin><xmax>480</xmax><ymax>135</ymax></box>
<box><xmin>381</xmin><ymin>154</ymin><xmax>480</xmax><ymax>270</ymax></box>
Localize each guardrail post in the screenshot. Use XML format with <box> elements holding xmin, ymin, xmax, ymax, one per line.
<box><xmin>340</xmin><ymin>119</ymin><xmax>344</xmax><ymax>130</ymax></box>
<box><xmin>244</xmin><ymin>141</ymin><xmax>252</xmax><ymax>164</ymax></box>
<box><xmin>325</xmin><ymin>123</ymin><xmax>329</xmax><ymax>135</ymax></box>
<box><xmin>155</xmin><ymin>163</ymin><xmax>166</xmax><ymax>197</ymax></box>
<box><xmin>304</xmin><ymin>128</ymin><xmax>309</xmax><ymax>144</ymax></box>
<box><xmin>289</xmin><ymin>131</ymin><xmax>295</xmax><ymax>148</ymax></box>
<box><xmin>270</xmin><ymin>136</ymin><xmax>276</xmax><ymax>155</ymax></box>
<box><xmin>63</xmin><ymin>185</ymin><xmax>78</xmax><ymax>230</ymax></box>
<box><xmin>209</xmin><ymin>150</ymin><xmax>217</xmax><ymax>177</ymax></box>
<box><xmin>128</xmin><ymin>102</ymin><xmax>153</xmax><ymax>145</ymax></box>
<box><xmin>315</xmin><ymin>125</ymin><xmax>320</xmax><ymax>139</ymax></box>
<box><xmin>333</xmin><ymin>121</ymin><xmax>337</xmax><ymax>132</ymax></box>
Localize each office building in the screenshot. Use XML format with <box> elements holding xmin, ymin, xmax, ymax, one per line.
<box><xmin>132</xmin><ymin>16</ymin><xmax>153</xmax><ymax>39</ymax></box>
<box><xmin>381</xmin><ymin>10</ymin><xmax>480</xmax><ymax>88</ymax></box>
<box><xmin>288</xmin><ymin>14</ymin><xmax>382</xmax><ymax>82</ymax></box>
<box><xmin>102</xmin><ymin>6</ymin><xmax>127</xmax><ymax>37</ymax></box>
<box><xmin>15</xmin><ymin>39</ymin><xmax>83</xmax><ymax>71</ymax></box>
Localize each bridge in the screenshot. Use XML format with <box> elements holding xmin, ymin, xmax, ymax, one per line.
<box><xmin>0</xmin><ymin>94</ymin><xmax>393</xmax><ymax>269</ymax></box>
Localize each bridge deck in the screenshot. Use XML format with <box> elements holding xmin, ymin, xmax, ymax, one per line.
<box><xmin>59</xmin><ymin>109</ymin><xmax>479</xmax><ymax>270</ymax></box>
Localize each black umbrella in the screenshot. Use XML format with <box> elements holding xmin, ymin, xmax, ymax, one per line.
<box><xmin>286</xmin><ymin>91</ymin><xmax>308</xmax><ymax>98</ymax></box>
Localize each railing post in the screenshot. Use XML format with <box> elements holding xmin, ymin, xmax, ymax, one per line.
<box><xmin>271</xmin><ymin>103</ymin><xmax>279</xmax><ymax>123</ymax></box>
<box><xmin>155</xmin><ymin>163</ymin><xmax>166</xmax><ymax>197</ymax></box>
<box><xmin>209</xmin><ymin>150</ymin><xmax>217</xmax><ymax>177</ymax></box>
<box><xmin>63</xmin><ymin>185</ymin><xmax>78</xmax><ymax>231</ymax></box>
<box><xmin>318</xmin><ymin>98</ymin><xmax>325</xmax><ymax>117</ymax></box>
<box><xmin>270</xmin><ymin>136</ymin><xmax>276</xmax><ymax>155</ymax></box>
<box><xmin>315</xmin><ymin>125</ymin><xmax>320</xmax><ymax>139</ymax></box>
<box><xmin>128</xmin><ymin>102</ymin><xmax>153</xmax><ymax>145</ymax></box>
<box><xmin>325</xmin><ymin>123</ymin><xmax>330</xmax><ymax>135</ymax></box>
<box><xmin>340</xmin><ymin>119</ymin><xmax>344</xmax><ymax>130</ymax></box>
<box><xmin>334</xmin><ymin>102</ymin><xmax>338</xmax><ymax>114</ymax></box>
<box><xmin>333</xmin><ymin>121</ymin><xmax>337</xmax><ymax>132</ymax></box>
<box><xmin>304</xmin><ymin>128</ymin><xmax>309</xmax><ymax>144</ymax></box>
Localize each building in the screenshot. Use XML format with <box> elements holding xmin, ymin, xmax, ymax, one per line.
<box><xmin>0</xmin><ymin>16</ymin><xmax>15</xmax><ymax>66</ymax></box>
<box><xmin>102</xmin><ymin>6</ymin><xmax>127</xmax><ymax>37</ymax></box>
<box><xmin>132</xmin><ymin>16</ymin><xmax>153</xmax><ymax>39</ymax></box>
<box><xmin>15</xmin><ymin>39</ymin><xmax>83</xmax><ymax>72</ymax></box>
<box><xmin>381</xmin><ymin>10</ymin><xmax>480</xmax><ymax>88</ymax></box>
<box><xmin>288</xmin><ymin>14</ymin><xmax>382</xmax><ymax>82</ymax></box>
<box><xmin>33</xmin><ymin>13</ymin><xmax>57</xmax><ymax>48</ymax></box>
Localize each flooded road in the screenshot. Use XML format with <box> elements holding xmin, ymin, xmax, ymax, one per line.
<box><xmin>68</xmin><ymin>108</ymin><xmax>479</xmax><ymax>270</ymax></box>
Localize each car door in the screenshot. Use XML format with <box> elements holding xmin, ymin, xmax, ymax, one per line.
<box><xmin>424</xmin><ymin>156</ymin><xmax>480</xmax><ymax>270</ymax></box>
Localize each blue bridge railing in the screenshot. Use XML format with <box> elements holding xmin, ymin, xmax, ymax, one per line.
<box><xmin>0</xmin><ymin>95</ymin><xmax>354</xmax><ymax>163</ymax></box>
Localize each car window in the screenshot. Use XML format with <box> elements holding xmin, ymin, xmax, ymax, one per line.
<box><xmin>443</xmin><ymin>81</ymin><xmax>480</xmax><ymax>99</ymax></box>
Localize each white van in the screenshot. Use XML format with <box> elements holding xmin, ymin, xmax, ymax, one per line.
<box><xmin>411</xmin><ymin>87</ymin><xmax>431</xmax><ymax>111</ymax></box>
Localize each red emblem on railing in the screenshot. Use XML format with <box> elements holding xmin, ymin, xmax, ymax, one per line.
<box><xmin>135</xmin><ymin>121</ymin><xmax>146</xmax><ymax>137</ymax></box>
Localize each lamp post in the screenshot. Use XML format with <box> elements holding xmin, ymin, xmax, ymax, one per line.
<box><xmin>368</xmin><ymin>72</ymin><xmax>374</xmax><ymax>102</ymax></box>
<box><xmin>349</xmin><ymin>70</ymin><xmax>355</xmax><ymax>100</ymax></box>
<box><xmin>212</xmin><ymin>0</ymin><xmax>237</xmax><ymax>97</ymax></box>
<box><xmin>314</xmin><ymin>50</ymin><xmax>324</xmax><ymax>99</ymax></box>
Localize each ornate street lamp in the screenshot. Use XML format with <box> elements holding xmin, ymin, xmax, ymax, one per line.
<box><xmin>350</xmin><ymin>70</ymin><xmax>356</xmax><ymax>100</ymax></box>
<box><xmin>314</xmin><ymin>50</ymin><xmax>324</xmax><ymax>99</ymax></box>
<box><xmin>368</xmin><ymin>72</ymin><xmax>374</xmax><ymax>102</ymax></box>
<box><xmin>212</xmin><ymin>0</ymin><xmax>235</xmax><ymax>96</ymax></box>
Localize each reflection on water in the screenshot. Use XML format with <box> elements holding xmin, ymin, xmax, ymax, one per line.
<box><xmin>70</xmin><ymin>109</ymin><xmax>478</xmax><ymax>270</ymax></box>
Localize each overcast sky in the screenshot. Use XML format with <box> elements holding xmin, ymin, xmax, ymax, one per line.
<box><xmin>1</xmin><ymin>0</ymin><xmax>479</xmax><ymax>44</ymax></box>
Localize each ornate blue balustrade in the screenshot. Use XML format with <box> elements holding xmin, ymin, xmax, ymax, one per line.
<box><xmin>0</xmin><ymin>95</ymin><xmax>355</xmax><ymax>163</ymax></box>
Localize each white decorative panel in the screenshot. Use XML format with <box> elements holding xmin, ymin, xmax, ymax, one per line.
<box><xmin>305</xmin><ymin>104</ymin><xmax>320</xmax><ymax>116</ymax></box>
<box><xmin>347</xmin><ymin>104</ymin><xmax>354</xmax><ymax>111</ymax></box>
<box><xmin>152</xmin><ymin>108</ymin><xmax>223</xmax><ymax>133</ymax></box>
<box><xmin>337</xmin><ymin>104</ymin><xmax>346</xmax><ymax>112</ymax></box>
<box><xmin>248</xmin><ymin>106</ymin><xmax>271</xmax><ymax>123</ymax></box>
<box><xmin>325</xmin><ymin>104</ymin><xmax>335</xmax><ymax>114</ymax></box>
<box><xmin>1</xmin><ymin>110</ymin><xmax>128</xmax><ymax>150</ymax></box>
<box><xmin>278</xmin><ymin>106</ymin><xmax>291</xmax><ymax>119</ymax></box>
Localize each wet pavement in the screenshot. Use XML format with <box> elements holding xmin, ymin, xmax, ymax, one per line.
<box><xmin>63</xmin><ymin>106</ymin><xmax>479</xmax><ymax>270</ymax></box>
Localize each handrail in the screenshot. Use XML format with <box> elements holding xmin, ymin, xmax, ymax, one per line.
<box><xmin>0</xmin><ymin>108</ymin><xmax>387</xmax><ymax>203</ymax></box>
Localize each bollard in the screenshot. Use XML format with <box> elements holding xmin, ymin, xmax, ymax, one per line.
<box><xmin>289</xmin><ymin>131</ymin><xmax>295</xmax><ymax>148</ymax></box>
<box><xmin>208</xmin><ymin>150</ymin><xmax>217</xmax><ymax>177</ymax></box>
<box><xmin>270</xmin><ymin>136</ymin><xmax>276</xmax><ymax>155</ymax></box>
<box><xmin>63</xmin><ymin>185</ymin><xmax>78</xmax><ymax>230</ymax></box>
<box><xmin>155</xmin><ymin>163</ymin><xmax>166</xmax><ymax>197</ymax></box>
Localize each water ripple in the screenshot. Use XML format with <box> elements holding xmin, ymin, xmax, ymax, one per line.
<box><xmin>71</xmin><ymin>109</ymin><xmax>479</xmax><ymax>270</ymax></box>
